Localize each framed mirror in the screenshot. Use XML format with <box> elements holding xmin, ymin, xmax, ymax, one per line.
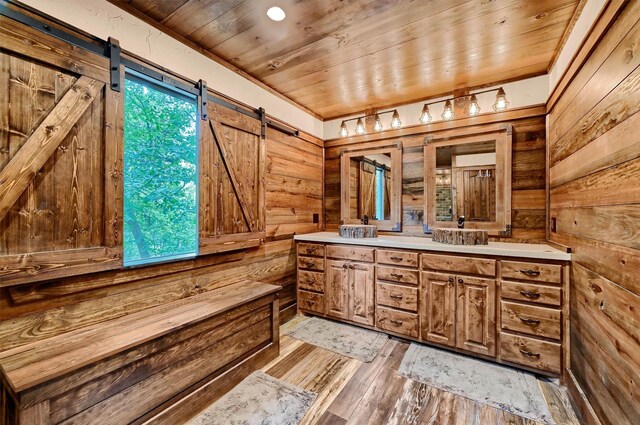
<box><xmin>424</xmin><ymin>125</ymin><xmax>512</xmax><ymax>236</ymax></box>
<box><xmin>340</xmin><ymin>143</ymin><xmax>402</xmax><ymax>231</ymax></box>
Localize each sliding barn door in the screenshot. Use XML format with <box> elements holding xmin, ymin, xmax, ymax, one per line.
<box><xmin>199</xmin><ymin>104</ymin><xmax>265</xmax><ymax>254</ymax></box>
<box><xmin>0</xmin><ymin>17</ymin><xmax>123</xmax><ymax>286</ymax></box>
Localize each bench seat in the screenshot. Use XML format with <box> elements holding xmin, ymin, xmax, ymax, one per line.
<box><xmin>0</xmin><ymin>280</ymin><xmax>281</xmax><ymax>425</ymax></box>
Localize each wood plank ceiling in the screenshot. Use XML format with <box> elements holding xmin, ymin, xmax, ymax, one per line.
<box><xmin>111</xmin><ymin>0</ymin><xmax>580</xmax><ymax>119</ymax></box>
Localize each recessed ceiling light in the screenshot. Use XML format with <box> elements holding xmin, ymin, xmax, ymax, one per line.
<box><xmin>267</xmin><ymin>6</ymin><xmax>286</xmax><ymax>21</ymax></box>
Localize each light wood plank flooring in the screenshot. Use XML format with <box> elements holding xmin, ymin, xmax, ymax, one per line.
<box><xmin>261</xmin><ymin>316</ymin><xmax>580</xmax><ymax>425</ymax></box>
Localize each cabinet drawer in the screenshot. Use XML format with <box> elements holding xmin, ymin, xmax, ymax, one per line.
<box><xmin>500</xmin><ymin>332</ymin><xmax>561</xmax><ymax>374</ymax></box>
<box><xmin>326</xmin><ymin>245</ymin><xmax>374</xmax><ymax>262</ymax></box>
<box><xmin>298</xmin><ymin>270</ymin><xmax>325</xmax><ymax>293</ymax></box>
<box><xmin>501</xmin><ymin>261</ymin><xmax>561</xmax><ymax>284</ymax></box>
<box><xmin>376</xmin><ymin>282</ymin><xmax>418</xmax><ymax>312</ymax></box>
<box><xmin>501</xmin><ymin>281</ymin><xmax>561</xmax><ymax>307</ymax></box>
<box><xmin>298</xmin><ymin>290</ymin><xmax>325</xmax><ymax>314</ymax></box>
<box><xmin>298</xmin><ymin>243</ymin><xmax>325</xmax><ymax>257</ymax></box>
<box><xmin>421</xmin><ymin>253</ymin><xmax>496</xmax><ymax>277</ymax></box>
<box><xmin>376</xmin><ymin>307</ymin><xmax>418</xmax><ymax>338</ymax></box>
<box><xmin>376</xmin><ymin>249</ymin><xmax>418</xmax><ymax>268</ymax></box>
<box><xmin>501</xmin><ymin>301</ymin><xmax>561</xmax><ymax>340</ymax></box>
<box><xmin>377</xmin><ymin>265</ymin><xmax>419</xmax><ymax>285</ymax></box>
<box><xmin>297</xmin><ymin>256</ymin><xmax>324</xmax><ymax>271</ymax></box>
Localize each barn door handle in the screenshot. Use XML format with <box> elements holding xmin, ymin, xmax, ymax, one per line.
<box><xmin>520</xmin><ymin>290</ymin><xmax>541</xmax><ymax>299</ymax></box>
<box><xmin>519</xmin><ymin>317</ymin><xmax>541</xmax><ymax>325</ymax></box>
<box><xmin>519</xmin><ymin>269</ymin><xmax>541</xmax><ymax>277</ymax></box>
<box><xmin>390</xmin><ymin>256</ymin><xmax>403</xmax><ymax>262</ymax></box>
<box><xmin>389</xmin><ymin>294</ymin><xmax>403</xmax><ymax>300</ymax></box>
<box><xmin>519</xmin><ymin>348</ymin><xmax>540</xmax><ymax>358</ymax></box>
<box><xmin>390</xmin><ymin>273</ymin><xmax>403</xmax><ymax>279</ymax></box>
<box><xmin>389</xmin><ymin>319</ymin><xmax>403</xmax><ymax>326</ymax></box>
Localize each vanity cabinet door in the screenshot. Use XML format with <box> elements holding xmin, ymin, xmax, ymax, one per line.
<box><xmin>349</xmin><ymin>262</ymin><xmax>375</xmax><ymax>326</ymax></box>
<box><xmin>325</xmin><ymin>260</ymin><xmax>349</xmax><ymax>319</ymax></box>
<box><xmin>421</xmin><ymin>272</ymin><xmax>456</xmax><ymax>347</ymax></box>
<box><xmin>456</xmin><ymin>276</ymin><xmax>496</xmax><ymax>357</ymax></box>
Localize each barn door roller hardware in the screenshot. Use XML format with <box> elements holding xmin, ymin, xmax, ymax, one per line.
<box><xmin>198</xmin><ymin>80</ymin><xmax>208</xmax><ymax>120</ymax></box>
<box><xmin>105</xmin><ymin>37</ymin><xmax>121</xmax><ymax>92</ymax></box>
<box><xmin>258</xmin><ymin>107</ymin><xmax>266</xmax><ymax>139</ymax></box>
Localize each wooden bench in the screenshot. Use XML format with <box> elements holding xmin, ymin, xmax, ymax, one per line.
<box><xmin>0</xmin><ymin>280</ymin><xmax>281</xmax><ymax>424</ymax></box>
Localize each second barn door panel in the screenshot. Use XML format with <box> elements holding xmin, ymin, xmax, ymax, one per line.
<box><xmin>199</xmin><ymin>103</ymin><xmax>265</xmax><ymax>254</ymax></box>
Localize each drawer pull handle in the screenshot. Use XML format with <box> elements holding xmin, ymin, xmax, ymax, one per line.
<box><xmin>389</xmin><ymin>294</ymin><xmax>404</xmax><ymax>300</ymax></box>
<box><xmin>306</xmin><ymin>247</ymin><xmax>318</xmax><ymax>254</ymax></box>
<box><xmin>390</xmin><ymin>273</ymin><xmax>404</xmax><ymax>279</ymax></box>
<box><xmin>390</xmin><ymin>319</ymin><xmax>403</xmax><ymax>326</ymax></box>
<box><xmin>520</xmin><ymin>269</ymin><xmax>541</xmax><ymax>277</ymax></box>
<box><xmin>390</xmin><ymin>256</ymin><xmax>403</xmax><ymax>262</ymax></box>
<box><xmin>304</xmin><ymin>260</ymin><xmax>315</xmax><ymax>268</ymax></box>
<box><xmin>519</xmin><ymin>317</ymin><xmax>541</xmax><ymax>325</ymax></box>
<box><xmin>305</xmin><ymin>279</ymin><xmax>316</xmax><ymax>285</ymax></box>
<box><xmin>519</xmin><ymin>348</ymin><xmax>540</xmax><ymax>358</ymax></box>
<box><xmin>520</xmin><ymin>290</ymin><xmax>541</xmax><ymax>299</ymax></box>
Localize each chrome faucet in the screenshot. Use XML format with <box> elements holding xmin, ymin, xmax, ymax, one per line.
<box><xmin>457</xmin><ymin>215</ymin><xmax>465</xmax><ymax>229</ymax></box>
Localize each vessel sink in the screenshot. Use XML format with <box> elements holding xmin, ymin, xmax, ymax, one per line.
<box><xmin>339</xmin><ymin>224</ymin><xmax>378</xmax><ymax>238</ymax></box>
<box><xmin>432</xmin><ymin>228</ymin><xmax>488</xmax><ymax>245</ymax></box>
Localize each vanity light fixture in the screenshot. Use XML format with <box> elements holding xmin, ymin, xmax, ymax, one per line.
<box><xmin>493</xmin><ymin>87</ymin><xmax>509</xmax><ymax>111</ymax></box>
<box><xmin>267</xmin><ymin>6</ymin><xmax>286</xmax><ymax>21</ymax></box>
<box><xmin>441</xmin><ymin>100</ymin><xmax>454</xmax><ymax>120</ymax></box>
<box><xmin>336</xmin><ymin>109</ymin><xmax>398</xmax><ymax>138</ymax></box>
<box><xmin>419</xmin><ymin>104</ymin><xmax>432</xmax><ymax>124</ymax></box>
<box><xmin>390</xmin><ymin>109</ymin><xmax>402</xmax><ymax>129</ymax></box>
<box><xmin>373</xmin><ymin>113</ymin><xmax>383</xmax><ymax>131</ymax></box>
<box><xmin>468</xmin><ymin>94</ymin><xmax>480</xmax><ymax>116</ymax></box>
<box><xmin>339</xmin><ymin>121</ymin><xmax>349</xmax><ymax>138</ymax></box>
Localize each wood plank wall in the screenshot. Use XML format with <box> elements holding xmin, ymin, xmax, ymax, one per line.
<box><xmin>0</xmin><ymin>127</ymin><xmax>323</xmax><ymax>352</ymax></box>
<box><xmin>548</xmin><ymin>2</ymin><xmax>640</xmax><ymax>424</ymax></box>
<box><xmin>325</xmin><ymin>114</ymin><xmax>547</xmax><ymax>242</ymax></box>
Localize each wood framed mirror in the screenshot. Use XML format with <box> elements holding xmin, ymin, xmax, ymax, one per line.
<box><xmin>340</xmin><ymin>142</ymin><xmax>402</xmax><ymax>231</ymax></box>
<box><xmin>424</xmin><ymin>125</ymin><xmax>512</xmax><ymax>236</ymax></box>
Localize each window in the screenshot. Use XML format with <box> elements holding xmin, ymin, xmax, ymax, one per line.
<box><xmin>123</xmin><ymin>73</ymin><xmax>198</xmax><ymax>266</ymax></box>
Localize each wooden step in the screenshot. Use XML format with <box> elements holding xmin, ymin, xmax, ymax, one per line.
<box><xmin>0</xmin><ymin>280</ymin><xmax>280</xmax><ymax>394</ymax></box>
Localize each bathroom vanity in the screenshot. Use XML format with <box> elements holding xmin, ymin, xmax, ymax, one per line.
<box><xmin>294</xmin><ymin>232</ymin><xmax>571</xmax><ymax>379</ymax></box>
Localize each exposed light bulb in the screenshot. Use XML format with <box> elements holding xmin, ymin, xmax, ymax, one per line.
<box><xmin>339</xmin><ymin>121</ymin><xmax>349</xmax><ymax>138</ymax></box>
<box><xmin>419</xmin><ymin>104</ymin><xmax>432</xmax><ymax>124</ymax></box>
<box><xmin>493</xmin><ymin>88</ymin><xmax>509</xmax><ymax>111</ymax></box>
<box><xmin>355</xmin><ymin>118</ymin><xmax>366</xmax><ymax>135</ymax></box>
<box><xmin>390</xmin><ymin>110</ymin><xmax>402</xmax><ymax>129</ymax></box>
<box><xmin>267</xmin><ymin>6</ymin><xmax>286</xmax><ymax>21</ymax></box>
<box><xmin>442</xmin><ymin>100</ymin><xmax>454</xmax><ymax>120</ymax></box>
<box><xmin>373</xmin><ymin>114</ymin><xmax>383</xmax><ymax>131</ymax></box>
<box><xmin>467</xmin><ymin>94</ymin><xmax>480</xmax><ymax>116</ymax></box>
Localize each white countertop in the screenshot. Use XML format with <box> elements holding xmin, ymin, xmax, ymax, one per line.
<box><xmin>294</xmin><ymin>232</ymin><xmax>571</xmax><ymax>261</ymax></box>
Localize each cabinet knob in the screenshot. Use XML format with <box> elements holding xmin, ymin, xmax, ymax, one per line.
<box><xmin>448</xmin><ymin>277</ymin><xmax>454</xmax><ymax>283</ymax></box>
<box><xmin>348</xmin><ymin>264</ymin><xmax>355</xmax><ymax>270</ymax></box>
<box><xmin>458</xmin><ymin>278</ymin><xmax>464</xmax><ymax>284</ymax></box>
<box><xmin>342</xmin><ymin>263</ymin><xmax>348</xmax><ymax>269</ymax></box>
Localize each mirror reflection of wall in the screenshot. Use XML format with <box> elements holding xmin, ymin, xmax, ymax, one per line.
<box><xmin>348</xmin><ymin>153</ymin><xmax>391</xmax><ymax>221</ymax></box>
<box><xmin>435</xmin><ymin>141</ymin><xmax>496</xmax><ymax>223</ymax></box>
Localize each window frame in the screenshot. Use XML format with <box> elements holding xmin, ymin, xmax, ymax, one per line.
<box><xmin>122</xmin><ymin>69</ymin><xmax>200</xmax><ymax>268</ymax></box>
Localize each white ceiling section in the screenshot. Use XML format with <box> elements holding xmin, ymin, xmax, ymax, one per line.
<box><xmin>19</xmin><ymin>0</ymin><xmax>324</xmax><ymax>138</ymax></box>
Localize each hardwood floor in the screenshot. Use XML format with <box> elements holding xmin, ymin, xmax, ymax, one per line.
<box><xmin>260</xmin><ymin>316</ymin><xmax>579</xmax><ymax>425</ymax></box>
